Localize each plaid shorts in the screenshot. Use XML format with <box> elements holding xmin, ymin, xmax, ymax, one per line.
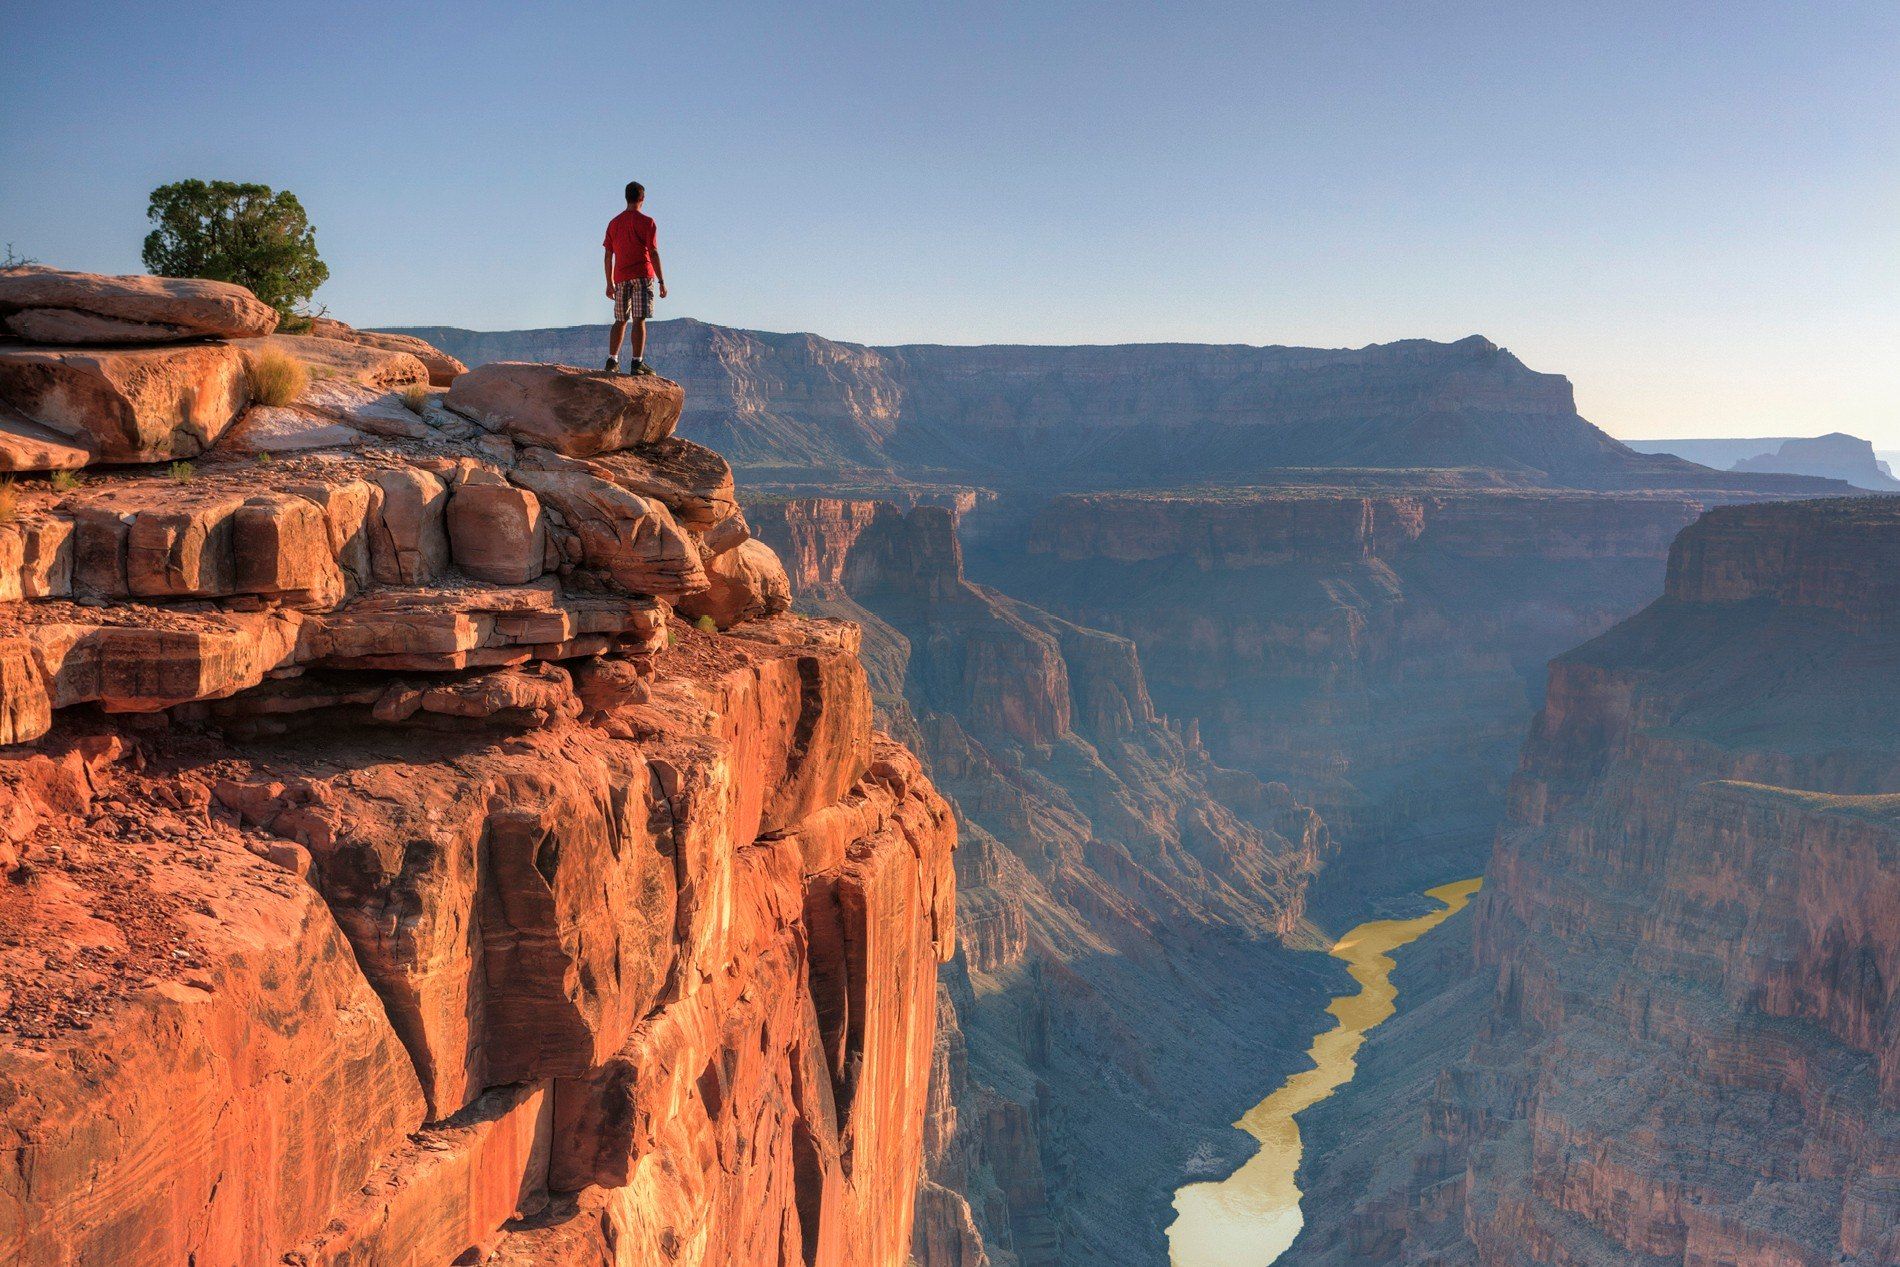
<box><xmin>613</xmin><ymin>278</ymin><xmax>655</xmax><ymax>322</ymax></box>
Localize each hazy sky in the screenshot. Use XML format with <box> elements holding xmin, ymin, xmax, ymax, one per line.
<box><xmin>5</xmin><ymin>1</ymin><xmax>1897</xmax><ymax>444</ymax></box>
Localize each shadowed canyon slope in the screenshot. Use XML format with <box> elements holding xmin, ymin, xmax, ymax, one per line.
<box><xmin>1288</xmin><ymin>498</ymin><xmax>1900</xmax><ymax>1266</ymax></box>
<box><xmin>751</xmin><ymin>498</ymin><xmax>1334</xmax><ymax>1265</ymax></box>
<box><xmin>0</xmin><ymin>269</ymin><xmax>955</xmax><ymax>1264</ymax></box>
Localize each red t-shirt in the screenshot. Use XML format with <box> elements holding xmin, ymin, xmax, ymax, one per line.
<box><xmin>603</xmin><ymin>210</ymin><xmax>658</xmax><ymax>282</ymax></box>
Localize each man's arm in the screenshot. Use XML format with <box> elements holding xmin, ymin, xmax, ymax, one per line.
<box><xmin>604</xmin><ymin>247</ymin><xmax>616</xmax><ymax>299</ymax></box>
<box><xmin>651</xmin><ymin>247</ymin><xmax>667</xmax><ymax>298</ymax></box>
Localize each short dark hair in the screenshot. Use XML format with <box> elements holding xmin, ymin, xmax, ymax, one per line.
<box><xmin>625</xmin><ymin>181</ymin><xmax>645</xmax><ymax>204</ymax></box>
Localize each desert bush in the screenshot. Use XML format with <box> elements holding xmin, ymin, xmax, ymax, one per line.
<box><xmin>142</xmin><ymin>179</ymin><xmax>329</xmax><ymax>321</ymax></box>
<box><xmin>50</xmin><ymin>469</ymin><xmax>84</xmax><ymax>493</ymax></box>
<box><xmin>246</xmin><ymin>348</ymin><xmax>309</xmax><ymax>407</ymax></box>
<box><xmin>169</xmin><ymin>461</ymin><xmax>195</xmax><ymax>482</ymax></box>
<box><xmin>400</xmin><ymin>383</ymin><xmax>431</xmax><ymax>415</ymax></box>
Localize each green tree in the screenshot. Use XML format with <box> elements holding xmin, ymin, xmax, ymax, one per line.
<box><xmin>141</xmin><ymin>180</ymin><xmax>329</xmax><ymax>321</ymax></box>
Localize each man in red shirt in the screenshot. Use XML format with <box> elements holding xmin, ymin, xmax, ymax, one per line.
<box><xmin>603</xmin><ymin>181</ymin><xmax>668</xmax><ymax>375</ymax></box>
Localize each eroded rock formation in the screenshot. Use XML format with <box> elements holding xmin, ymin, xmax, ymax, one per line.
<box><xmin>0</xmin><ymin>272</ymin><xmax>955</xmax><ymax>1265</ymax></box>
<box><xmin>1289</xmin><ymin>497</ymin><xmax>1900</xmax><ymax>1266</ymax></box>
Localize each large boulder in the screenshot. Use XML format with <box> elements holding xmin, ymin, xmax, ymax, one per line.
<box><xmin>310</xmin><ymin>317</ymin><xmax>467</xmax><ymax>387</ymax></box>
<box><xmin>447</xmin><ymin>476</ymin><xmax>547</xmax><ymax>585</ymax></box>
<box><xmin>0</xmin><ymin>342</ymin><xmax>250</xmax><ymax>465</ymax></box>
<box><xmin>0</xmin><ymin>266</ymin><xmax>277</xmax><ymax>342</ymax></box>
<box><xmin>509</xmin><ymin>468</ymin><xmax>706</xmax><ymax>600</ymax></box>
<box><xmin>445</xmin><ymin>363</ymin><xmax>681</xmax><ymax>457</ymax></box>
<box><xmin>679</xmin><ymin>538</ymin><xmax>793</xmax><ymax>630</ymax></box>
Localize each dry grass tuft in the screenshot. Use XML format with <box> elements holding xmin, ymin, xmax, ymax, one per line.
<box><xmin>400</xmin><ymin>383</ymin><xmax>431</xmax><ymax>415</ymax></box>
<box><xmin>168</xmin><ymin>460</ymin><xmax>195</xmax><ymax>483</ymax></box>
<box><xmin>50</xmin><ymin>468</ymin><xmax>84</xmax><ymax>493</ymax></box>
<box><xmin>246</xmin><ymin>348</ymin><xmax>310</xmax><ymax>407</ymax></box>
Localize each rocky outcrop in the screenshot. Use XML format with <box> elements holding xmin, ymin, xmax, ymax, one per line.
<box><xmin>1289</xmin><ymin>497</ymin><xmax>1900</xmax><ymax>1266</ymax></box>
<box><xmin>0</xmin><ymin>271</ymin><xmax>956</xmax><ymax>1265</ymax></box>
<box><xmin>0</xmin><ymin>266</ymin><xmax>278</xmax><ymax>343</ymax></box>
<box><xmin>310</xmin><ymin>316</ymin><xmax>468</xmax><ymax>386</ymax></box>
<box><xmin>754</xmin><ymin>498</ymin><xmax>1337</xmax><ymax>1266</ymax></box>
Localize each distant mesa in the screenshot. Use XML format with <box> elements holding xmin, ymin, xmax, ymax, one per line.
<box><xmin>1630</xmin><ymin>432</ymin><xmax>1900</xmax><ymax>491</ymax></box>
<box><xmin>386</xmin><ymin>319</ymin><xmax>1861</xmax><ymax>498</ymax></box>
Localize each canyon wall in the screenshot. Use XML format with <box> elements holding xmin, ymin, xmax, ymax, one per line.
<box><xmin>753</xmin><ymin>498</ymin><xmax>1336</xmax><ymax>1266</ymax></box>
<box><xmin>1290</xmin><ymin>496</ymin><xmax>1900</xmax><ymax>1266</ymax></box>
<box><xmin>0</xmin><ymin>269</ymin><xmax>955</xmax><ymax>1265</ymax></box>
<box><xmin>966</xmin><ymin>486</ymin><xmax>1712</xmax><ymax>911</ymax></box>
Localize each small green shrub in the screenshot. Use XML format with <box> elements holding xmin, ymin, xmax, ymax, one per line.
<box><xmin>399</xmin><ymin>383</ymin><xmax>431</xmax><ymax>415</ymax></box>
<box><xmin>168</xmin><ymin>461</ymin><xmax>195</xmax><ymax>482</ymax></box>
<box><xmin>255</xmin><ymin>451</ymin><xmax>275</xmax><ymax>466</ymax></box>
<box><xmin>695</xmin><ymin>614</ymin><xmax>719</xmax><ymax>634</ymax></box>
<box><xmin>49</xmin><ymin>468</ymin><xmax>84</xmax><ymax>493</ymax></box>
<box><xmin>245</xmin><ymin>348</ymin><xmax>309</xmax><ymax>407</ymax></box>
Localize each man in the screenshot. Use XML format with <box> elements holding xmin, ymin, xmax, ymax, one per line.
<box><xmin>603</xmin><ymin>181</ymin><xmax>667</xmax><ymax>375</ymax></box>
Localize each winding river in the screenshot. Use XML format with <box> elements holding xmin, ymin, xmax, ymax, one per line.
<box><xmin>1166</xmin><ymin>877</ymin><xmax>1484</xmax><ymax>1266</ymax></box>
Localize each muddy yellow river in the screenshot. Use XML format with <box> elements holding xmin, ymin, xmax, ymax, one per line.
<box><xmin>1166</xmin><ymin>877</ymin><xmax>1483</xmax><ymax>1266</ymax></box>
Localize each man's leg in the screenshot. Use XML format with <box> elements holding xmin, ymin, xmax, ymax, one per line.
<box><xmin>629</xmin><ymin>316</ymin><xmax>647</xmax><ymax>364</ymax></box>
<box><xmin>608</xmin><ymin>319</ymin><xmax>627</xmax><ymax>360</ymax></box>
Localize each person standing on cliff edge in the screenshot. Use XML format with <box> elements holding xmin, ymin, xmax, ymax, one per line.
<box><xmin>603</xmin><ymin>181</ymin><xmax>667</xmax><ymax>375</ymax></box>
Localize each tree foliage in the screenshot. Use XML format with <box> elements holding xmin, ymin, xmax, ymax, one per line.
<box><xmin>141</xmin><ymin>180</ymin><xmax>329</xmax><ymax>319</ymax></box>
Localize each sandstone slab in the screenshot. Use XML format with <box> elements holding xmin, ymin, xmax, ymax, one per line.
<box><xmin>0</xmin><ymin>265</ymin><xmax>278</xmax><ymax>342</ymax></box>
<box><xmin>310</xmin><ymin>317</ymin><xmax>467</xmax><ymax>386</ymax></box>
<box><xmin>446</xmin><ymin>362</ymin><xmax>682</xmax><ymax>457</ymax></box>
<box><xmin>0</xmin><ymin>342</ymin><xmax>250</xmax><ymax>465</ymax></box>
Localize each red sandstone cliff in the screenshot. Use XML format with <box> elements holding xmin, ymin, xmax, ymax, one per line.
<box><xmin>0</xmin><ymin>270</ymin><xmax>956</xmax><ymax>1265</ymax></box>
<box><xmin>1289</xmin><ymin>497</ymin><xmax>1900</xmax><ymax>1266</ymax></box>
<box><xmin>754</xmin><ymin>498</ymin><xmax>1334</xmax><ymax>1266</ymax></box>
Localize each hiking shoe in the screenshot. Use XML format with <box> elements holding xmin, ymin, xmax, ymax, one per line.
<box><xmin>603</xmin><ymin>357</ymin><xmax>619</xmax><ymax>373</ymax></box>
<box><xmin>632</xmin><ymin>361</ymin><xmax>658</xmax><ymax>377</ymax></box>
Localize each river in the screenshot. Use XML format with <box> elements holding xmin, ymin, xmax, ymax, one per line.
<box><xmin>1165</xmin><ymin>877</ymin><xmax>1484</xmax><ymax>1266</ymax></box>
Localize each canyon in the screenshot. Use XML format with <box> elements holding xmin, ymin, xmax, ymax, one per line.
<box><xmin>1288</xmin><ymin>498</ymin><xmax>1900</xmax><ymax>1265</ymax></box>
<box><xmin>408</xmin><ymin>316</ymin><xmax>1892</xmax><ymax>1265</ymax></box>
<box><xmin>1</xmin><ymin>274</ymin><xmax>1886</xmax><ymax>1267</ymax></box>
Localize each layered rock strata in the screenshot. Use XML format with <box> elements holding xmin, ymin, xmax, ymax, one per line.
<box><xmin>0</xmin><ymin>273</ymin><xmax>954</xmax><ymax>1265</ymax></box>
<box><xmin>967</xmin><ymin>485</ymin><xmax>1717</xmax><ymax>913</ymax></box>
<box><xmin>1289</xmin><ymin>497</ymin><xmax>1900</xmax><ymax>1266</ymax></box>
<box><xmin>754</xmin><ymin>498</ymin><xmax>1335</xmax><ymax>1266</ymax></box>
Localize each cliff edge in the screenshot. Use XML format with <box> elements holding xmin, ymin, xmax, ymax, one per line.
<box><xmin>0</xmin><ymin>268</ymin><xmax>957</xmax><ymax>1265</ymax></box>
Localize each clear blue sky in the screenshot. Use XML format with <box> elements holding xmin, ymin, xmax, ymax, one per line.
<box><xmin>5</xmin><ymin>1</ymin><xmax>1896</xmax><ymax>444</ymax></box>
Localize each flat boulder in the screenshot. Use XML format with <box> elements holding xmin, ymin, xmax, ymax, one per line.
<box><xmin>0</xmin><ymin>266</ymin><xmax>277</xmax><ymax>342</ymax></box>
<box><xmin>238</xmin><ymin>334</ymin><xmax>429</xmax><ymax>391</ymax></box>
<box><xmin>445</xmin><ymin>363</ymin><xmax>681</xmax><ymax>457</ymax></box>
<box><xmin>310</xmin><ymin>317</ymin><xmax>468</xmax><ymax>386</ymax></box>
<box><xmin>0</xmin><ymin>342</ymin><xmax>249</xmax><ymax>465</ymax></box>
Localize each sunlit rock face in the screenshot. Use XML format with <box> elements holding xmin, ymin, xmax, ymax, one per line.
<box><xmin>1288</xmin><ymin>497</ymin><xmax>1900</xmax><ymax>1267</ymax></box>
<box><xmin>755</xmin><ymin>497</ymin><xmax>1335</xmax><ymax>1266</ymax></box>
<box><xmin>0</xmin><ymin>271</ymin><xmax>957</xmax><ymax>1265</ymax></box>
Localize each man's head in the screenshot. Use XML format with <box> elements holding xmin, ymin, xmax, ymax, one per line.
<box><xmin>625</xmin><ymin>181</ymin><xmax>645</xmax><ymax>207</ymax></box>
